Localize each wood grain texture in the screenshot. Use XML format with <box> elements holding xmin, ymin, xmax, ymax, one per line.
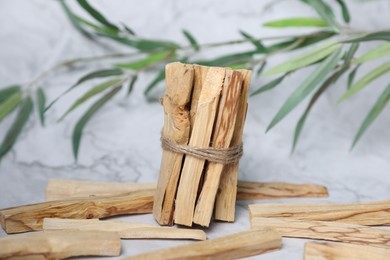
<box><xmin>125</xmin><ymin>228</ymin><xmax>281</xmax><ymax>260</ymax></box>
<box><xmin>46</xmin><ymin>179</ymin><xmax>155</xmax><ymax>201</ymax></box>
<box><xmin>174</xmin><ymin>67</ymin><xmax>226</xmax><ymax>226</ymax></box>
<box><xmin>43</xmin><ymin>218</ymin><xmax>206</xmax><ymax>240</ymax></box>
<box><xmin>0</xmin><ymin>230</ymin><xmax>121</xmax><ymax>259</ymax></box>
<box><xmin>193</xmin><ymin>70</ymin><xmax>243</xmax><ymax>227</ymax></box>
<box><xmin>304</xmin><ymin>242</ymin><xmax>390</xmax><ymax>260</ymax></box>
<box><xmin>214</xmin><ymin>69</ymin><xmax>251</xmax><ymax>222</ymax></box>
<box><xmin>0</xmin><ymin>190</ymin><xmax>154</xmax><ymax>234</ymax></box>
<box><xmin>249</xmin><ymin>200</ymin><xmax>390</xmax><ymax>226</ymax></box>
<box><xmin>153</xmin><ymin>62</ymin><xmax>195</xmax><ymax>226</ymax></box>
<box><xmin>251</xmin><ymin>217</ymin><xmax>390</xmax><ymax>248</ymax></box>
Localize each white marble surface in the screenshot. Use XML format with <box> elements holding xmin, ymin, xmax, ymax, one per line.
<box><xmin>1</xmin><ymin>0</ymin><xmax>390</xmax><ymax>259</ymax></box>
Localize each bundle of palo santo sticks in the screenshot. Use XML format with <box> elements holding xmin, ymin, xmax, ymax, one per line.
<box><xmin>154</xmin><ymin>62</ymin><xmax>252</xmax><ymax>227</ymax></box>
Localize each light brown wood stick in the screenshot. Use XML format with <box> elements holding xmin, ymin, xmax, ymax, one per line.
<box><xmin>43</xmin><ymin>218</ymin><xmax>206</xmax><ymax>240</ymax></box>
<box><xmin>46</xmin><ymin>179</ymin><xmax>155</xmax><ymax>201</ymax></box>
<box><xmin>251</xmin><ymin>217</ymin><xmax>390</xmax><ymax>248</ymax></box>
<box><xmin>125</xmin><ymin>228</ymin><xmax>281</xmax><ymax>260</ymax></box>
<box><xmin>214</xmin><ymin>69</ymin><xmax>251</xmax><ymax>222</ymax></box>
<box><xmin>304</xmin><ymin>242</ymin><xmax>390</xmax><ymax>260</ymax></box>
<box><xmin>174</xmin><ymin>67</ymin><xmax>226</xmax><ymax>226</ymax></box>
<box><xmin>0</xmin><ymin>190</ymin><xmax>154</xmax><ymax>234</ymax></box>
<box><xmin>153</xmin><ymin>62</ymin><xmax>195</xmax><ymax>226</ymax></box>
<box><xmin>249</xmin><ymin>200</ymin><xmax>390</xmax><ymax>226</ymax></box>
<box><xmin>193</xmin><ymin>70</ymin><xmax>243</xmax><ymax>227</ymax></box>
<box><xmin>0</xmin><ymin>230</ymin><xmax>121</xmax><ymax>259</ymax></box>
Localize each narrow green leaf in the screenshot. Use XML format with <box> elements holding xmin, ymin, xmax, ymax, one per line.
<box><xmin>267</xmin><ymin>47</ymin><xmax>343</xmax><ymax>131</ymax></box>
<box><xmin>343</xmin><ymin>30</ymin><xmax>390</xmax><ymax>43</ymax></box>
<box><xmin>250</xmin><ymin>74</ymin><xmax>287</xmax><ymax>96</ymax></box>
<box><xmin>352</xmin><ymin>82</ymin><xmax>390</xmax><ymax>148</ymax></box>
<box><xmin>75</xmin><ymin>15</ymin><xmax>118</xmax><ymax>36</ymax></box>
<box><xmin>354</xmin><ymin>43</ymin><xmax>390</xmax><ymax>64</ymax></box>
<box><xmin>0</xmin><ymin>92</ymin><xmax>22</xmax><ymax>123</ymax></box>
<box><xmin>301</xmin><ymin>0</ymin><xmax>340</xmax><ymax>31</ymax></box>
<box><xmin>122</xmin><ymin>24</ymin><xmax>136</xmax><ymax>35</ymax></box>
<box><xmin>339</xmin><ymin>61</ymin><xmax>390</xmax><ymax>102</ymax></box>
<box><xmin>36</xmin><ymin>88</ymin><xmax>46</xmax><ymax>126</ymax></box>
<box><xmin>0</xmin><ymin>85</ymin><xmax>20</xmax><ymax>104</ymax></box>
<box><xmin>59</xmin><ymin>78</ymin><xmax>121</xmax><ymax>121</ymax></box>
<box><xmin>347</xmin><ymin>65</ymin><xmax>360</xmax><ymax>89</ymax></box>
<box><xmin>127</xmin><ymin>75</ymin><xmax>138</xmax><ymax>96</ymax></box>
<box><xmin>116</xmin><ymin>51</ymin><xmax>173</xmax><ymax>70</ymax></box>
<box><xmin>264</xmin><ymin>42</ymin><xmax>340</xmax><ymax>76</ymax></box>
<box><xmin>256</xmin><ymin>60</ymin><xmax>267</xmax><ymax>76</ymax></box>
<box><xmin>196</xmin><ymin>51</ymin><xmax>256</xmax><ymax>67</ymax></box>
<box><xmin>144</xmin><ymin>70</ymin><xmax>165</xmax><ymax>96</ymax></box>
<box><xmin>0</xmin><ymin>97</ymin><xmax>33</xmax><ymax>160</ymax></box>
<box><xmin>182</xmin><ymin>30</ymin><xmax>200</xmax><ymax>51</ymax></box>
<box><xmin>343</xmin><ymin>43</ymin><xmax>359</xmax><ymax>65</ymax></box>
<box><xmin>77</xmin><ymin>0</ymin><xmax>119</xmax><ymax>31</ymax></box>
<box><xmin>72</xmin><ymin>86</ymin><xmax>121</xmax><ymax>160</ymax></box>
<box><xmin>59</xmin><ymin>0</ymin><xmax>93</xmax><ymax>39</ymax></box>
<box><xmin>239</xmin><ymin>31</ymin><xmax>266</xmax><ymax>52</ymax></box>
<box><xmin>263</xmin><ymin>17</ymin><xmax>328</xmax><ymax>28</ymax></box>
<box><xmin>335</xmin><ymin>0</ymin><xmax>350</xmax><ymax>23</ymax></box>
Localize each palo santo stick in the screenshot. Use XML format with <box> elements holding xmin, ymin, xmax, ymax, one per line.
<box><xmin>153</xmin><ymin>62</ymin><xmax>195</xmax><ymax>226</ymax></box>
<box><xmin>46</xmin><ymin>179</ymin><xmax>155</xmax><ymax>201</ymax></box>
<box><xmin>0</xmin><ymin>190</ymin><xmax>154</xmax><ymax>234</ymax></box>
<box><xmin>0</xmin><ymin>230</ymin><xmax>121</xmax><ymax>259</ymax></box>
<box><xmin>249</xmin><ymin>200</ymin><xmax>390</xmax><ymax>226</ymax></box>
<box><xmin>304</xmin><ymin>242</ymin><xmax>390</xmax><ymax>260</ymax></box>
<box><xmin>174</xmin><ymin>67</ymin><xmax>226</xmax><ymax>226</ymax></box>
<box><xmin>237</xmin><ymin>181</ymin><xmax>328</xmax><ymax>200</ymax></box>
<box><xmin>214</xmin><ymin>69</ymin><xmax>251</xmax><ymax>222</ymax></box>
<box><xmin>193</xmin><ymin>70</ymin><xmax>243</xmax><ymax>226</ymax></box>
<box><xmin>251</xmin><ymin>217</ymin><xmax>390</xmax><ymax>248</ymax></box>
<box><xmin>43</xmin><ymin>218</ymin><xmax>206</xmax><ymax>241</ymax></box>
<box><xmin>125</xmin><ymin>228</ymin><xmax>281</xmax><ymax>260</ymax></box>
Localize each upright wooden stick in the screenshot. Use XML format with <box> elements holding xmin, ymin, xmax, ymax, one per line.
<box><xmin>153</xmin><ymin>62</ymin><xmax>195</xmax><ymax>226</ymax></box>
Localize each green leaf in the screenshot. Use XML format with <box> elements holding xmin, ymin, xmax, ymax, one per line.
<box><xmin>239</xmin><ymin>31</ymin><xmax>266</xmax><ymax>52</ymax></box>
<box><xmin>338</xmin><ymin>61</ymin><xmax>390</xmax><ymax>102</ymax></box>
<box><xmin>59</xmin><ymin>78</ymin><xmax>122</xmax><ymax>121</ymax></box>
<box><xmin>75</xmin><ymin>15</ymin><xmax>118</xmax><ymax>36</ymax></box>
<box><xmin>144</xmin><ymin>70</ymin><xmax>165</xmax><ymax>96</ymax></box>
<box><xmin>76</xmin><ymin>0</ymin><xmax>119</xmax><ymax>31</ymax></box>
<box><xmin>196</xmin><ymin>51</ymin><xmax>256</xmax><ymax>67</ymax></box>
<box><xmin>59</xmin><ymin>0</ymin><xmax>93</xmax><ymax>39</ymax></box>
<box><xmin>335</xmin><ymin>0</ymin><xmax>350</xmax><ymax>23</ymax></box>
<box><xmin>267</xmin><ymin>47</ymin><xmax>343</xmax><ymax>131</ymax></box>
<box><xmin>301</xmin><ymin>0</ymin><xmax>340</xmax><ymax>31</ymax></box>
<box><xmin>352</xmin><ymin>82</ymin><xmax>390</xmax><ymax>148</ymax></box>
<box><xmin>250</xmin><ymin>74</ymin><xmax>287</xmax><ymax>96</ymax></box>
<box><xmin>0</xmin><ymin>85</ymin><xmax>20</xmax><ymax>104</ymax></box>
<box><xmin>354</xmin><ymin>42</ymin><xmax>390</xmax><ymax>64</ymax></box>
<box><xmin>0</xmin><ymin>92</ymin><xmax>22</xmax><ymax>123</ymax></box>
<box><xmin>343</xmin><ymin>30</ymin><xmax>390</xmax><ymax>43</ymax></box>
<box><xmin>45</xmin><ymin>69</ymin><xmax>122</xmax><ymax>111</ymax></box>
<box><xmin>263</xmin><ymin>17</ymin><xmax>328</xmax><ymax>28</ymax></box>
<box><xmin>0</xmin><ymin>97</ymin><xmax>33</xmax><ymax>160</ymax></box>
<box><xmin>264</xmin><ymin>42</ymin><xmax>340</xmax><ymax>76</ymax></box>
<box><xmin>36</xmin><ymin>88</ymin><xmax>46</xmax><ymax>126</ymax></box>
<box><xmin>347</xmin><ymin>65</ymin><xmax>360</xmax><ymax>89</ymax></box>
<box><xmin>127</xmin><ymin>75</ymin><xmax>138</xmax><ymax>96</ymax></box>
<box><xmin>343</xmin><ymin>43</ymin><xmax>359</xmax><ymax>65</ymax></box>
<box><xmin>116</xmin><ymin>51</ymin><xmax>173</xmax><ymax>70</ymax></box>
<box><xmin>182</xmin><ymin>30</ymin><xmax>200</xmax><ymax>51</ymax></box>
<box><xmin>256</xmin><ymin>60</ymin><xmax>267</xmax><ymax>76</ymax></box>
<box><xmin>72</xmin><ymin>86</ymin><xmax>121</xmax><ymax>160</ymax></box>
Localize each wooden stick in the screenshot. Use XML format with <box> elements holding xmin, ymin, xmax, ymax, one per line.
<box><xmin>125</xmin><ymin>228</ymin><xmax>281</xmax><ymax>260</ymax></box>
<box><xmin>214</xmin><ymin>69</ymin><xmax>251</xmax><ymax>222</ymax></box>
<box><xmin>249</xmin><ymin>200</ymin><xmax>390</xmax><ymax>226</ymax></box>
<box><xmin>251</xmin><ymin>217</ymin><xmax>390</xmax><ymax>248</ymax></box>
<box><xmin>46</xmin><ymin>179</ymin><xmax>155</xmax><ymax>201</ymax></box>
<box><xmin>153</xmin><ymin>62</ymin><xmax>195</xmax><ymax>226</ymax></box>
<box><xmin>304</xmin><ymin>242</ymin><xmax>390</xmax><ymax>260</ymax></box>
<box><xmin>43</xmin><ymin>218</ymin><xmax>206</xmax><ymax>240</ymax></box>
<box><xmin>174</xmin><ymin>67</ymin><xmax>226</xmax><ymax>226</ymax></box>
<box><xmin>0</xmin><ymin>190</ymin><xmax>154</xmax><ymax>234</ymax></box>
<box><xmin>193</xmin><ymin>70</ymin><xmax>243</xmax><ymax>226</ymax></box>
<box><xmin>0</xmin><ymin>230</ymin><xmax>121</xmax><ymax>259</ymax></box>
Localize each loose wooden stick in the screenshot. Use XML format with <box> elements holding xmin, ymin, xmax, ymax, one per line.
<box><xmin>153</xmin><ymin>62</ymin><xmax>195</xmax><ymax>226</ymax></box>
<box><xmin>125</xmin><ymin>228</ymin><xmax>281</xmax><ymax>260</ymax></box>
<box><xmin>0</xmin><ymin>230</ymin><xmax>121</xmax><ymax>259</ymax></box>
<box><xmin>174</xmin><ymin>67</ymin><xmax>226</xmax><ymax>226</ymax></box>
<box><xmin>251</xmin><ymin>217</ymin><xmax>390</xmax><ymax>248</ymax></box>
<box><xmin>43</xmin><ymin>218</ymin><xmax>206</xmax><ymax>240</ymax></box>
<box><xmin>214</xmin><ymin>69</ymin><xmax>251</xmax><ymax>222</ymax></box>
<box><xmin>46</xmin><ymin>179</ymin><xmax>155</xmax><ymax>201</ymax></box>
<box><xmin>249</xmin><ymin>200</ymin><xmax>390</xmax><ymax>226</ymax></box>
<box><xmin>0</xmin><ymin>190</ymin><xmax>154</xmax><ymax>234</ymax></box>
<box><xmin>193</xmin><ymin>70</ymin><xmax>243</xmax><ymax>227</ymax></box>
<box><xmin>304</xmin><ymin>242</ymin><xmax>390</xmax><ymax>260</ymax></box>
